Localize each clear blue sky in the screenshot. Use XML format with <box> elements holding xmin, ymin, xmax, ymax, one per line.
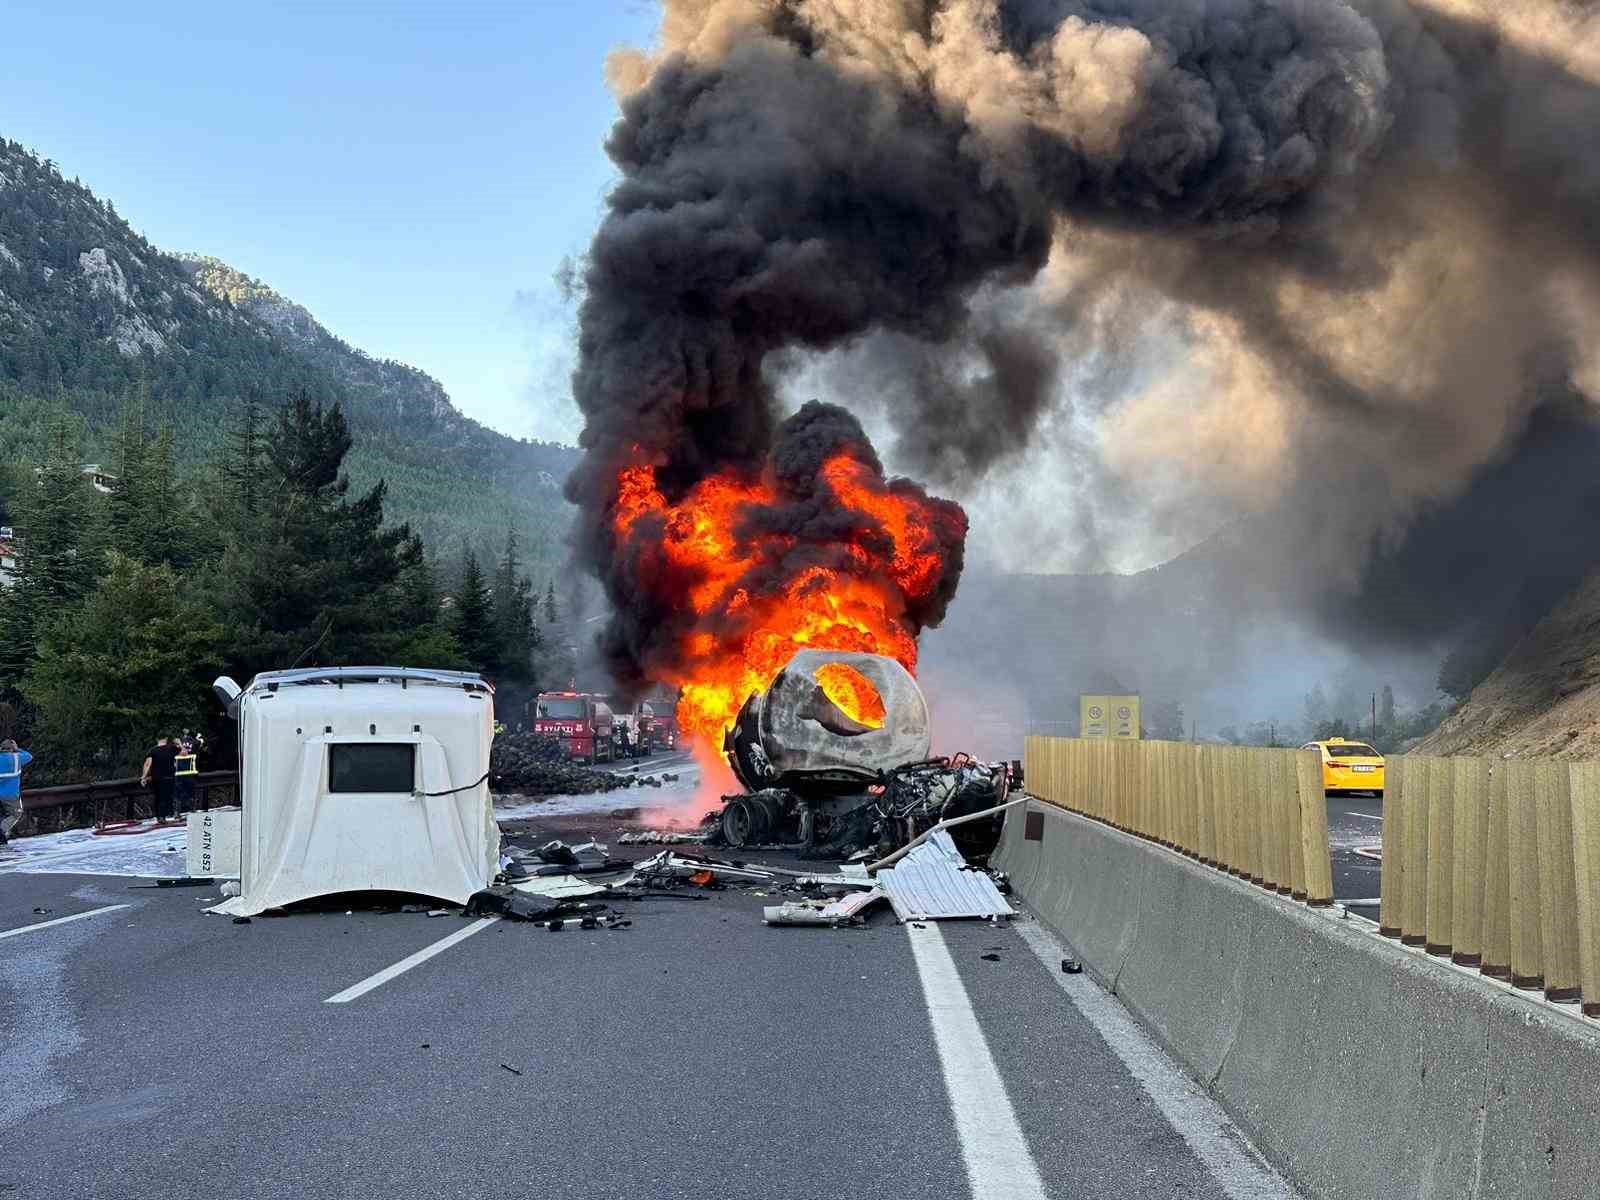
<box><xmin>1</xmin><ymin>0</ymin><xmax>658</xmax><ymax>444</ymax></box>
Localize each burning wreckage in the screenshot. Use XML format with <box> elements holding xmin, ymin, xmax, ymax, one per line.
<box><xmin>707</xmin><ymin>650</ymin><xmax>1021</xmax><ymax>863</ymax></box>
<box><xmin>457</xmin><ymin>654</ymin><xmax>1025</xmax><ymax>930</ymax></box>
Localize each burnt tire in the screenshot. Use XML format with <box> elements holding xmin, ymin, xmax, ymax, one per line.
<box><xmin>720</xmin><ymin>797</ymin><xmax>771</xmax><ymax>848</ymax></box>
<box><xmin>721</xmin><ymin>799</ymin><xmax>754</xmax><ymax>847</ymax></box>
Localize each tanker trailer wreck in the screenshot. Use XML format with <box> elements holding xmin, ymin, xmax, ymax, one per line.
<box><xmin>711</xmin><ymin>650</ymin><xmax>1019</xmax><ymax>860</ymax></box>
<box><xmin>723</xmin><ymin>650</ymin><xmax>931</xmax><ymax>793</ymax></box>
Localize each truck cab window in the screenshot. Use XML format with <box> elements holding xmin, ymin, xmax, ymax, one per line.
<box><xmin>328</xmin><ymin>744</ymin><xmax>416</xmax><ymax>793</ymax></box>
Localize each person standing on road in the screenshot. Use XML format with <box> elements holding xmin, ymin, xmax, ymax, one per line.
<box><xmin>175</xmin><ymin>730</ymin><xmax>201</xmax><ymax>813</ymax></box>
<box><xmin>0</xmin><ymin>739</ymin><xmax>33</xmax><ymax>844</ymax></box>
<box><xmin>141</xmin><ymin>735</ymin><xmax>180</xmax><ymax>824</ymax></box>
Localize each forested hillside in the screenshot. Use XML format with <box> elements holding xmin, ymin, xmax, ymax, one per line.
<box><xmin>0</xmin><ymin>137</ymin><xmax>578</xmax><ymax>573</ymax></box>
<box><xmin>0</xmin><ymin>393</ymin><xmax>580</xmax><ymax>783</ymax></box>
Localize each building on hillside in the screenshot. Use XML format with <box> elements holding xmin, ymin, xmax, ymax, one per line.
<box><xmin>0</xmin><ymin>527</ymin><xmax>17</xmax><ymax>589</ymax></box>
<box><xmin>80</xmin><ymin>464</ymin><xmax>117</xmax><ymax>494</ymax></box>
<box><xmin>29</xmin><ymin>464</ymin><xmax>119</xmax><ymax>495</ymax></box>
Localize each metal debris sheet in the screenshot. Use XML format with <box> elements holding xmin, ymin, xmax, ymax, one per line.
<box><xmin>875</xmin><ymin>830</ymin><xmax>1014</xmax><ymax>921</ymax></box>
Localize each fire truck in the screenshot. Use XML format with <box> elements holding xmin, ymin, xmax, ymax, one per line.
<box><xmin>637</xmin><ymin>685</ymin><xmax>681</xmax><ymax>753</ymax></box>
<box><xmin>647</xmin><ymin>704</ymin><xmax>678</xmax><ymax>752</ymax></box>
<box><xmin>531</xmin><ymin>692</ymin><xmax>616</xmax><ymax>764</ymax></box>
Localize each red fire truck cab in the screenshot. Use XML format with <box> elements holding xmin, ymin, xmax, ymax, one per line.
<box><xmin>531</xmin><ymin>692</ymin><xmax>616</xmax><ymax>764</ymax></box>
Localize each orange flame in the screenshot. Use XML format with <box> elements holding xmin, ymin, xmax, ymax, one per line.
<box><xmin>815</xmin><ymin>662</ymin><xmax>886</xmax><ymax>728</ymax></box>
<box><xmin>611</xmin><ymin>449</ymin><xmax>957</xmax><ymax>751</ymax></box>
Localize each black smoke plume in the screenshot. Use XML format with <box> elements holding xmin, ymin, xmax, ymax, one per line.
<box><xmin>571</xmin><ymin>0</ymin><xmax>1600</xmax><ymax>690</ymax></box>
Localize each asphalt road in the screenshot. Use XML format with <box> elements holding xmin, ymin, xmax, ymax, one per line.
<box><xmin>0</xmin><ymin>845</ymin><xmax>1299</xmax><ymax>1200</ymax></box>
<box><xmin>1325</xmin><ymin>791</ymin><xmax>1385</xmax><ymax>911</ymax></box>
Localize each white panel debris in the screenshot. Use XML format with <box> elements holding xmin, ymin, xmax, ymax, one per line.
<box><xmin>876</xmin><ymin>830</ymin><xmax>1014</xmax><ymax>922</ymax></box>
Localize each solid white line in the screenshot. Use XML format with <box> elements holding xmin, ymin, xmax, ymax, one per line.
<box><xmin>0</xmin><ymin>904</ymin><xmax>129</xmax><ymax>942</ymax></box>
<box><xmin>907</xmin><ymin>923</ymin><xmax>1049</xmax><ymax>1200</ymax></box>
<box><xmin>1016</xmin><ymin>923</ymin><xmax>1296</xmax><ymax>1200</ymax></box>
<box><xmin>324</xmin><ymin>917</ymin><xmax>500</xmax><ymax>1004</ymax></box>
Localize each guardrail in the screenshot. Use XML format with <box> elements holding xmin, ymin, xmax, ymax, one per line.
<box><xmin>18</xmin><ymin>771</ymin><xmax>239</xmax><ymax>834</ymax></box>
<box><xmin>1022</xmin><ymin>736</ymin><xmax>1335</xmax><ymax>906</ymax></box>
<box><xmin>1380</xmin><ymin>755</ymin><xmax>1600</xmax><ymax>1017</ymax></box>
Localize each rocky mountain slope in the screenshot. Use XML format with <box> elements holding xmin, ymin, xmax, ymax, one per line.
<box><xmin>0</xmin><ymin>136</ymin><xmax>577</xmax><ymax>571</ymax></box>
<box><xmin>1415</xmin><ymin>568</ymin><xmax>1600</xmax><ymax>759</ymax></box>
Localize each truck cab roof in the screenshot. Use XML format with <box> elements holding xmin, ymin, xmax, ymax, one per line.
<box><xmin>248</xmin><ymin>666</ymin><xmax>492</xmax><ymax>695</ymax></box>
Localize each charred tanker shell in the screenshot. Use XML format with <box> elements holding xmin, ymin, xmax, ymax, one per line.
<box><xmin>724</xmin><ymin>650</ymin><xmax>931</xmax><ymax>793</ymax></box>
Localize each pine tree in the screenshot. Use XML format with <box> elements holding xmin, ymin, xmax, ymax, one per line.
<box><xmin>544</xmin><ymin>579</ymin><xmax>559</xmax><ymax>625</ymax></box>
<box><xmin>491</xmin><ymin>529</ymin><xmax>538</xmax><ymax>683</ymax></box>
<box><xmin>0</xmin><ymin>425</ymin><xmax>95</xmax><ymax>689</ymax></box>
<box><xmin>104</xmin><ymin>394</ymin><xmax>193</xmax><ymax>570</ymax></box>
<box><xmin>371</xmin><ymin>536</ymin><xmax>466</xmax><ymax>668</ymax></box>
<box><xmin>212</xmin><ymin>393</ymin><xmax>441</xmax><ymax>678</ymax></box>
<box><xmin>107</xmin><ymin>392</ymin><xmax>152</xmax><ymax>558</ymax></box>
<box><xmin>22</xmin><ymin>552</ymin><xmax>226</xmax><ymax>772</ymax></box>
<box><xmin>220</xmin><ymin>393</ymin><xmax>263</xmax><ymax>528</ymax></box>
<box><xmin>452</xmin><ymin>549</ymin><xmax>496</xmax><ymax>674</ymax></box>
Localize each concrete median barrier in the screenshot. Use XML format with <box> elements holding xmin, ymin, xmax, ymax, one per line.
<box><xmin>998</xmin><ymin>797</ymin><xmax>1600</xmax><ymax>1200</ymax></box>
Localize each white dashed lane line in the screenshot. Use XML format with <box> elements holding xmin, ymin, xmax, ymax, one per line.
<box><xmin>0</xmin><ymin>904</ymin><xmax>130</xmax><ymax>942</ymax></box>
<box><xmin>907</xmin><ymin>922</ymin><xmax>1049</xmax><ymax>1200</ymax></box>
<box><xmin>324</xmin><ymin>916</ymin><xmax>501</xmax><ymax>1004</ymax></box>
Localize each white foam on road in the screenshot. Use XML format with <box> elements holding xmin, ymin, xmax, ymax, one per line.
<box><xmin>493</xmin><ymin>752</ymin><xmax>704</xmax><ymax>823</ymax></box>
<box><xmin>0</xmin><ymin>904</ymin><xmax>130</xmax><ymax>942</ymax></box>
<box><xmin>0</xmin><ymin>824</ymin><xmax>187</xmax><ymax>878</ymax></box>
<box><xmin>324</xmin><ymin>917</ymin><xmax>501</xmax><ymax>1004</ymax></box>
<box><xmin>907</xmin><ymin>922</ymin><xmax>1049</xmax><ymax>1200</ymax></box>
<box><xmin>1016</xmin><ymin>922</ymin><xmax>1298</xmax><ymax>1200</ymax></box>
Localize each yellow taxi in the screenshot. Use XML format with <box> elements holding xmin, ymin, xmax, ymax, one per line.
<box><xmin>1301</xmin><ymin>737</ymin><xmax>1385</xmax><ymax>796</ymax></box>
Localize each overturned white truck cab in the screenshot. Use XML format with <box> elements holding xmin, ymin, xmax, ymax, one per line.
<box><xmin>209</xmin><ymin>667</ymin><xmax>500</xmax><ymax>917</ymax></box>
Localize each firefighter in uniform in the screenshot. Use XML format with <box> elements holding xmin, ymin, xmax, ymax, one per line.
<box><xmin>0</xmin><ymin>739</ymin><xmax>33</xmax><ymax>845</ymax></box>
<box><xmin>174</xmin><ymin>730</ymin><xmax>201</xmax><ymax>815</ymax></box>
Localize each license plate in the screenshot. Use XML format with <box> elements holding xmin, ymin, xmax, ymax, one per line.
<box><xmin>1352</xmin><ymin>764</ymin><xmax>1375</xmax><ymax>773</ymax></box>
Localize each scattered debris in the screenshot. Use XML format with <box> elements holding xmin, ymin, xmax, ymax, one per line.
<box><xmin>232</xmin><ymin>916</ymin><xmax>251</xmax><ymax>925</ymax></box>
<box><xmin>764</xmin><ymin>886</ymin><xmax>889</xmax><ymax>927</ymax></box>
<box><xmin>634</xmin><ymin>850</ymin><xmax>777</xmax><ymax>886</ymax></box>
<box><xmin>763</xmin><ymin>902</ymin><xmax>835</xmax><ymax>927</ymax></box>
<box><xmin>491</xmin><ymin>732</ymin><xmax>673</xmax><ymax>796</ymax></box>
<box><xmin>981</xmin><ymin>952</ymin><xmax>1002</xmax><ymax>962</ymax></box>
<box><xmin>501</xmin><ymin>837</ymin><xmax>633</xmax><ymax>880</ymax></box>
<box><xmin>1061</xmin><ymin>958</ymin><xmax>1083</xmax><ymax>974</ymax></box>
<box><xmin>875</xmin><ymin>830</ymin><xmax>1015</xmax><ymax>922</ymax></box>
<box><xmin>796</xmin><ymin>868</ymin><xmax>875</xmax><ymax>895</ymax></box>
<box><xmin>618</xmin><ymin>829</ymin><xmax>707</xmax><ymax>845</ymax></box>
<box><xmin>826</xmin><ymin>887</ymin><xmax>889</xmax><ymax>922</ymax></box>
<box><xmin>512</xmin><ymin>872</ymin><xmax>633</xmax><ymax>900</ymax></box>
<box><xmin>31</xmin><ymin>906</ymin><xmax>52</xmax><ymax>915</ymax></box>
<box><xmin>500</xmin><ymin>1063</ymin><xmax>523</xmax><ymax>1076</ymax></box>
<box><xmin>129</xmin><ymin>877</ymin><xmax>214</xmax><ymax>889</ymax></box>
<box><xmin>465</xmin><ymin>885</ymin><xmax>608</xmax><ymax>924</ymax></box>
